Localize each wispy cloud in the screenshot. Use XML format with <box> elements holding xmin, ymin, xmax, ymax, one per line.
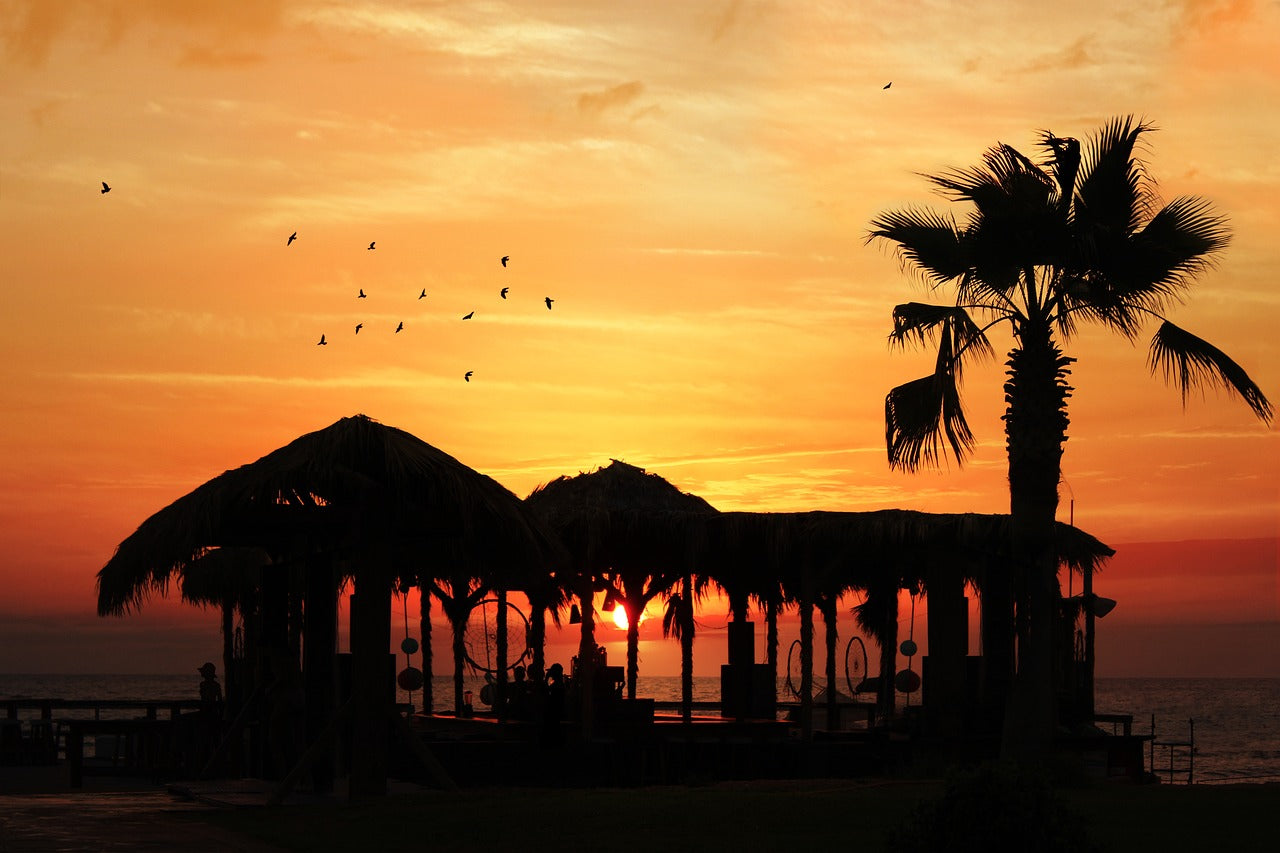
<box><xmin>578</xmin><ymin>80</ymin><xmax>645</xmax><ymax>116</ymax></box>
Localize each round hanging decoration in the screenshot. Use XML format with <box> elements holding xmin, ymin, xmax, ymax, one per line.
<box><xmin>401</xmin><ymin>637</ymin><xmax>420</xmax><ymax>655</ymax></box>
<box><xmin>397</xmin><ymin>666</ymin><xmax>424</xmax><ymax>692</ymax></box>
<box><xmin>894</xmin><ymin>668</ymin><xmax>921</xmax><ymax>694</ymax></box>
<box><xmin>899</xmin><ymin>639</ymin><xmax>918</xmax><ymax>657</ymax></box>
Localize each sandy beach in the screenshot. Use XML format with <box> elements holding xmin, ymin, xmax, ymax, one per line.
<box><xmin>2</xmin><ymin>768</ymin><xmax>1277</xmax><ymax>853</ymax></box>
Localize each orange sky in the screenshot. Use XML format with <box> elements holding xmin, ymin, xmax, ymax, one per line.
<box><xmin>0</xmin><ymin>1</ymin><xmax>1276</xmax><ymax>676</ymax></box>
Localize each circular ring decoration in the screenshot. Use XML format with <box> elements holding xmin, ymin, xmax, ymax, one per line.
<box><xmin>463</xmin><ymin>598</ymin><xmax>533</xmax><ymax>675</ymax></box>
<box><xmin>844</xmin><ymin>635</ymin><xmax>869</xmax><ymax>696</ymax></box>
<box><xmin>785</xmin><ymin>639</ymin><xmax>804</xmax><ymax>699</ymax></box>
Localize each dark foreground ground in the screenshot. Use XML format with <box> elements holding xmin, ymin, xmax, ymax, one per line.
<box><xmin>2</xmin><ymin>770</ymin><xmax>1277</xmax><ymax>853</ymax></box>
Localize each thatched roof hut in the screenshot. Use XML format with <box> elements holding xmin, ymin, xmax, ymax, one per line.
<box><xmin>97</xmin><ymin>414</ymin><xmax>561</xmax><ymax>614</ymax></box>
<box><xmin>525</xmin><ymin>459</ymin><xmax>719</xmax><ymax>707</ymax></box>
<box><xmin>96</xmin><ymin>414</ymin><xmax>561</xmax><ymax>798</ymax></box>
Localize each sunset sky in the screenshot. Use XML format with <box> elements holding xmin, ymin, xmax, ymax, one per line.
<box><xmin>1</xmin><ymin>1</ymin><xmax>1276</xmax><ymax>679</ymax></box>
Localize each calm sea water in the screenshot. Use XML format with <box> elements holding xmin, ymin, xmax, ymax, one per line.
<box><xmin>2</xmin><ymin>674</ymin><xmax>1275</xmax><ymax>783</ymax></box>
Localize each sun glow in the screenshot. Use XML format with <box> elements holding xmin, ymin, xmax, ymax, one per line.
<box><xmin>612</xmin><ymin>604</ymin><xmax>628</xmax><ymax>630</ymax></box>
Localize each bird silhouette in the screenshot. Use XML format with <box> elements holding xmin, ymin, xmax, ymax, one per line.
<box><xmin>367</xmin><ymin>241</ymin><xmax>376</xmax><ymax>250</ymax></box>
<box><xmin>500</xmin><ymin>287</ymin><xmax>509</xmax><ymax>299</ymax></box>
<box><xmin>317</xmin><ymin>334</ymin><xmax>327</xmax><ymax>345</ymax></box>
<box><xmin>355</xmin><ymin>323</ymin><xmax>363</xmax><ymax>334</ymax></box>
<box><xmin>358</xmin><ymin>289</ymin><xmax>367</xmax><ymax>298</ymax></box>
<box><xmin>883</xmin><ymin>82</ymin><xmax>891</xmax><ymax>89</ymax></box>
<box><xmin>545</xmin><ymin>297</ymin><xmax>554</xmax><ymax>310</ymax></box>
<box><xmin>462</xmin><ymin>311</ymin><xmax>474</xmax><ymax>320</ymax></box>
<box><xmin>418</xmin><ymin>288</ymin><xmax>427</xmax><ymax>299</ymax></box>
<box><xmin>465</xmin><ymin>371</ymin><xmax>473</xmax><ymax>382</ymax></box>
<box><xmin>287</xmin><ymin>231</ymin><xmax>297</xmax><ymax>246</ymax></box>
<box><xmin>395</xmin><ymin>321</ymin><xmax>404</xmax><ymax>333</ymax></box>
<box><xmin>501</xmin><ymin>256</ymin><xmax>509</xmax><ymax>267</ymax></box>
<box><xmin>100</xmin><ymin>181</ymin><xmax>111</xmax><ymax>194</ymax></box>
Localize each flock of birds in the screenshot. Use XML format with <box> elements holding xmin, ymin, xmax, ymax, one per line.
<box><xmin>101</xmin><ymin>178</ymin><xmax>559</xmax><ymax>383</ymax></box>
<box><xmin>100</xmin><ymin>82</ymin><xmax>897</xmax><ymax>378</ymax></box>
<box><xmin>298</xmin><ymin>235</ymin><xmax>556</xmax><ymax>381</ymax></box>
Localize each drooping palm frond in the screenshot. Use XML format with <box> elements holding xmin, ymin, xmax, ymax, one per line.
<box><xmin>885</xmin><ymin>368</ymin><xmax>975</xmax><ymax>471</ymax></box>
<box><xmin>890</xmin><ymin>302</ymin><xmax>996</xmax><ymax>371</ymax></box>
<box><xmin>866</xmin><ymin>206</ymin><xmax>970</xmax><ymax>285</ymax></box>
<box><xmin>1148</xmin><ymin>321</ymin><xmax>1274</xmax><ymax>422</ymax></box>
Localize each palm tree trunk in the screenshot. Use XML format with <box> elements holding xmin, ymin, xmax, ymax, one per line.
<box><xmin>625</xmin><ymin>597</ymin><xmax>640</xmax><ymax>700</ymax></box>
<box><xmin>419</xmin><ymin>584</ymin><xmax>433</xmax><ymax>714</ymax></box>
<box><xmin>766</xmin><ymin>597</ymin><xmax>779</xmax><ymax>689</ymax></box>
<box><xmin>496</xmin><ymin>590</ymin><xmax>508</xmax><ymax>720</ymax></box>
<box><xmin>820</xmin><ymin>597</ymin><xmax>839</xmax><ymax>731</ymax></box>
<box><xmin>680</xmin><ymin>572</ymin><xmax>694</xmax><ymax>725</ymax></box>
<box><xmin>799</xmin><ymin>592</ymin><xmax>814</xmax><ymax>741</ymax></box>
<box><xmin>576</xmin><ymin>574</ymin><xmax>596</xmax><ymax>737</ymax></box>
<box><xmin>1001</xmin><ymin>319</ymin><xmax>1072</xmax><ymax>762</ymax></box>
<box><xmin>451</xmin><ymin>610</ymin><xmax>467</xmax><ymax>717</ymax></box>
<box><xmin>529</xmin><ymin>598</ymin><xmax>547</xmax><ymax>679</ymax></box>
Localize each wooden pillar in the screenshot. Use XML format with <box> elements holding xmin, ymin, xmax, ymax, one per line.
<box><xmin>303</xmin><ymin>555</ymin><xmax>337</xmax><ymax>794</ymax></box>
<box><xmin>925</xmin><ymin>563</ymin><xmax>967</xmax><ymax>738</ymax></box>
<box><xmin>349</xmin><ymin>570</ymin><xmax>391</xmax><ymax>799</ymax></box>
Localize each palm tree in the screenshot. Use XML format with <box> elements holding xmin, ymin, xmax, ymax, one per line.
<box><xmin>868</xmin><ymin>117</ymin><xmax>1273</xmax><ymax>760</ymax></box>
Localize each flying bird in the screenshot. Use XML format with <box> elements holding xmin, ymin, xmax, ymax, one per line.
<box><xmin>287</xmin><ymin>231</ymin><xmax>296</xmax><ymax>246</ymax></box>
<box><xmin>367</xmin><ymin>241</ymin><xmax>376</xmax><ymax>250</ymax></box>
<box><xmin>355</xmin><ymin>323</ymin><xmax>363</xmax><ymax>334</ymax></box>
<box><xmin>462</xmin><ymin>311</ymin><xmax>474</xmax><ymax>320</ymax></box>
<box><xmin>358</xmin><ymin>289</ymin><xmax>367</xmax><ymax>298</ymax></box>
<box><xmin>464</xmin><ymin>371</ymin><xmax>473</xmax><ymax>382</ymax></box>
<box><xmin>545</xmin><ymin>297</ymin><xmax>554</xmax><ymax>310</ymax></box>
<box><xmin>395</xmin><ymin>321</ymin><xmax>404</xmax><ymax>333</ymax></box>
<box><xmin>418</xmin><ymin>288</ymin><xmax>427</xmax><ymax>299</ymax></box>
<box><xmin>501</xmin><ymin>256</ymin><xmax>509</xmax><ymax>267</ymax></box>
<box><xmin>500</xmin><ymin>287</ymin><xmax>509</xmax><ymax>299</ymax></box>
<box><xmin>883</xmin><ymin>82</ymin><xmax>891</xmax><ymax>89</ymax></box>
<box><xmin>317</xmin><ymin>334</ymin><xmax>327</xmax><ymax>346</ymax></box>
<box><xmin>100</xmin><ymin>181</ymin><xmax>111</xmax><ymax>194</ymax></box>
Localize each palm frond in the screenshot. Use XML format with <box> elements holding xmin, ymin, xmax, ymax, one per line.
<box><xmin>1148</xmin><ymin>321</ymin><xmax>1274</xmax><ymax>422</ymax></box>
<box><xmin>866</xmin><ymin>206</ymin><xmax>969</xmax><ymax>285</ymax></box>
<box><xmin>885</xmin><ymin>368</ymin><xmax>975</xmax><ymax>471</ymax></box>
<box><xmin>1115</xmin><ymin>196</ymin><xmax>1229</xmax><ymax>298</ymax></box>
<box><xmin>1075</xmin><ymin>115</ymin><xmax>1154</xmax><ymax>238</ymax></box>
<box><xmin>889</xmin><ymin>303</ymin><xmax>995</xmax><ymax>370</ymax></box>
<box><xmin>662</xmin><ymin>593</ymin><xmax>682</xmax><ymax>640</ymax></box>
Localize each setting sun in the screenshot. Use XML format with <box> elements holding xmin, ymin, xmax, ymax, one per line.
<box><xmin>612</xmin><ymin>605</ymin><xmax>629</xmax><ymax>631</ymax></box>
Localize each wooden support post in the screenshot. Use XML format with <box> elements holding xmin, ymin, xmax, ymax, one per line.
<box><xmin>349</xmin><ymin>572</ymin><xmax>392</xmax><ymax>799</ymax></box>
<box><xmin>303</xmin><ymin>555</ymin><xmax>338</xmax><ymax>794</ymax></box>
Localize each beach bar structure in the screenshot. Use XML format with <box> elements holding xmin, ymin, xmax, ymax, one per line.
<box><xmin>96</xmin><ymin>414</ymin><xmax>562</xmax><ymax>798</ymax></box>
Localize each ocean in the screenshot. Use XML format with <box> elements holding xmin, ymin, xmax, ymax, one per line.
<box><xmin>2</xmin><ymin>674</ymin><xmax>1275</xmax><ymax>784</ymax></box>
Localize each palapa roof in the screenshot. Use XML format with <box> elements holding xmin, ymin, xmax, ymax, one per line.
<box><xmin>524</xmin><ymin>459</ymin><xmax>717</xmax><ymax>575</ymax></box>
<box><xmin>698</xmin><ymin>509</ymin><xmax>1113</xmax><ymax>600</ymax></box>
<box><xmin>97</xmin><ymin>414</ymin><xmax>562</xmax><ymax>615</ymax></box>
